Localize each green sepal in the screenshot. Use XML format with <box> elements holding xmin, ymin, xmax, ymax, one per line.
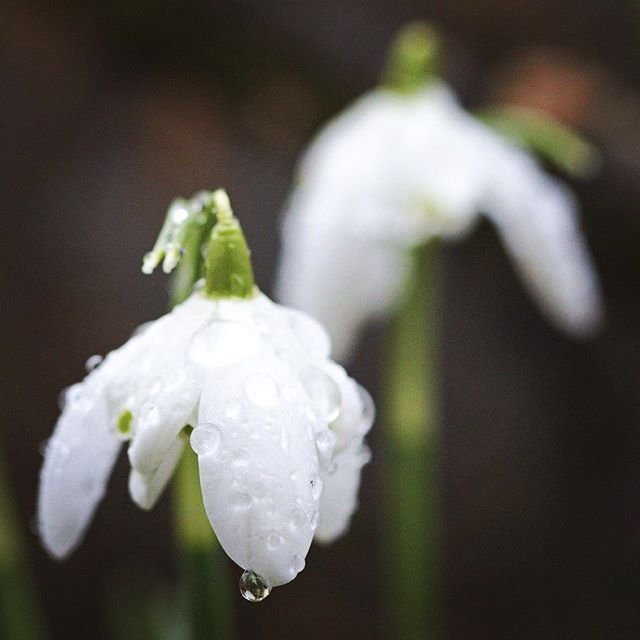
<box><xmin>478</xmin><ymin>105</ymin><xmax>600</xmax><ymax>178</ymax></box>
<box><xmin>203</xmin><ymin>190</ymin><xmax>257</xmax><ymax>300</ymax></box>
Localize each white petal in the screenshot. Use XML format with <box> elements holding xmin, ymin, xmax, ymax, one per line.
<box><xmin>194</xmin><ymin>356</ymin><xmax>321</xmax><ymax>588</ymax></box>
<box><xmin>315</xmin><ymin>440</ymin><xmax>371</xmax><ymax>543</ymax></box>
<box><xmin>127</xmin><ymin>296</ymin><xmax>212</xmax><ymax>475</ymax></box>
<box><xmin>483</xmin><ymin>152</ymin><xmax>604</xmax><ymax>336</ymax></box>
<box><xmin>129</xmin><ymin>436</ymin><xmax>184</xmax><ymax>510</ymax></box>
<box><xmin>38</xmin><ymin>382</ymin><xmax>121</xmax><ymax>559</ymax></box>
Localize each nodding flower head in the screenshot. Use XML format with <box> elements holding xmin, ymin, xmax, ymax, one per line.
<box><xmin>276</xmin><ymin>25</ymin><xmax>604</xmax><ymax>362</ymax></box>
<box><xmin>38</xmin><ymin>190</ymin><xmax>374</xmax><ymax>597</ymax></box>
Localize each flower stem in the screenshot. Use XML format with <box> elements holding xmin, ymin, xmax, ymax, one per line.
<box><xmin>163</xmin><ymin>192</ymin><xmax>236</xmax><ymax>639</ymax></box>
<box><xmin>174</xmin><ymin>450</ymin><xmax>234</xmax><ymax>640</ymax></box>
<box><xmin>383</xmin><ymin>241</ymin><xmax>443</xmax><ymax>640</ymax></box>
<box><xmin>0</xmin><ymin>445</ymin><xmax>47</xmax><ymax>640</ymax></box>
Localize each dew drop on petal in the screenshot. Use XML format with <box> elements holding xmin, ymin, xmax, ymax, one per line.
<box><xmin>190</xmin><ymin>423</ymin><xmax>222</xmax><ymax>457</ymax></box>
<box><xmin>224</xmin><ymin>397</ymin><xmax>243</xmax><ymax>420</ymax></box>
<box><xmin>244</xmin><ymin>373</ymin><xmax>279</xmax><ymax>408</ymax></box>
<box><xmin>85</xmin><ymin>354</ymin><xmax>103</xmax><ymax>372</ymax></box>
<box><xmin>290</xmin><ymin>508</ymin><xmax>307</xmax><ymax>529</ymax></box>
<box><xmin>232</xmin><ymin>492</ymin><xmax>252</xmax><ymax>510</ymax></box>
<box><xmin>315</xmin><ymin>430</ymin><xmax>337</xmax><ymax>461</ymax></box>
<box><xmin>301</xmin><ymin>369</ymin><xmax>342</xmax><ymax>423</ymax></box>
<box><xmin>230</xmin><ymin>449</ymin><xmax>250</xmax><ymax>468</ymax></box>
<box><xmin>239</xmin><ymin>570</ymin><xmax>271</xmax><ymax>602</ymax></box>
<box><xmin>171</xmin><ymin>204</ymin><xmax>189</xmax><ymax>224</ymax></box>
<box><xmin>310</xmin><ymin>474</ymin><xmax>323</xmax><ymax>501</ymax></box>
<box><xmin>266</xmin><ymin>530</ymin><xmax>283</xmax><ymax>550</ymax></box>
<box><xmin>358</xmin><ymin>384</ymin><xmax>376</xmax><ymax>428</ymax></box>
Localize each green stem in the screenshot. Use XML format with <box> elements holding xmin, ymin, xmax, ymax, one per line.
<box><xmin>174</xmin><ymin>451</ymin><xmax>234</xmax><ymax>640</ymax></box>
<box><xmin>164</xmin><ymin>192</ymin><xmax>236</xmax><ymax>639</ymax></box>
<box><xmin>383</xmin><ymin>241</ymin><xmax>443</xmax><ymax>640</ymax></box>
<box><xmin>0</xmin><ymin>446</ymin><xmax>47</xmax><ymax>640</ymax></box>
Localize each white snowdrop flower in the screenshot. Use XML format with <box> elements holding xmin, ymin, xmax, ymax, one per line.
<box><xmin>277</xmin><ymin>30</ymin><xmax>603</xmax><ymax>361</ymax></box>
<box><xmin>38</xmin><ymin>190</ymin><xmax>374</xmax><ymax>597</ymax></box>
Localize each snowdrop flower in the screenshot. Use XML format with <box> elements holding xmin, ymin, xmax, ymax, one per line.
<box><xmin>277</xmin><ymin>25</ymin><xmax>603</xmax><ymax>361</ymax></box>
<box><xmin>38</xmin><ymin>190</ymin><xmax>374</xmax><ymax>599</ymax></box>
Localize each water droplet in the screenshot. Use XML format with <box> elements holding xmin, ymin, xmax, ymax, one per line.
<box><xmin>293</xmin><ymin>554</ymin><xmax>306</xmax><ymax>574</ymax></box>
<box><xmin>189</xmin><ymin>322</ymin><xmax>263</xmax><ymax>367</ymax></box>
<box><xmin>288</xmin><ymin>311</ymin><xmax>331</xmax><ymax>358</ymax></box>
<box><xmin>301</xmin><ymin>369</ymin><xmax>342</xmax><ymax>423</ymax></box>
<box><xmin>310</xmin><ymin>510</ymin><xmax>319</xmax><ymax>530</ymax></box>
<box><xmin>140</xmin><ymin>402</ymin><xmax>160</xmax><ymax>428</ymax></box>
<box><xmin>224</xmin><ymin>397</ymin><xmax>243</xmax><ymax>420</ymax></box>
<box><xmin>132</xmin><ymin>321</ymin><xmax>153</xmax><ymax>338</ymax></box>
<box><xmin>315</xmin><ymin>430</ymin><xmax>337</xmax><ymax>462</ymax></box>
<box><xmin>232</xmin><ymin>492</ymin><xmax>252</xmax><ymax>510</ymax></box>
<box><xmin>190</xmin><ymin>423</ymin><xmax>222</xmax><ymax>457</ymax></box>
<box><xmin>290</xmin><ymin>471</ymin><xmax>302</xmax><ymax>483</ymax></box>
<box><xmin>252</xmin><ymin>482</ymin><xmax>266</xmax><ymax>498</ymax></box>
<box><xmin>290</xmin><ymin>508</ymin><xmax>307</xmax><ymax>529</ymax></box>
<box><xmin>239</xmin><ymin>570</ymin><xmax>271</xmax><ymax>602</ymax></box>
<box><xmin>266</xmin><ymin>530</ymin><xmax>283</xmax><ymax>550</ymax></box>
<box><xmin>358</xmin><ymin>384</ymin><xmax>376</xmax><ymax>429</ymax></box>
<box><xmin>171</xmin><ymin>204</ymin><xmax>189</xmax><ymax>224</ymax></box>
<box><xmin>244</xmin><ymin>373</ymin><xmax>279</xmax><ymax>408</ymax></box>
<box><xmin>148</xmin><ymin>377</ymin><xmax>163</xmax><ymax>396</ymax></box>
<box><xmin>85</xmin><ymin>354</ymin><xmax>103</xmax><ymax>372</ymax></box>
<box><xmin>230</xmin><ymin>449</ymin><xmax>250</xmax><ymax>468</ymax></box>
<box><xmin>310</xmin><ymin>474</ymin><xmax>323</xmax><ymax>500</ymax></box>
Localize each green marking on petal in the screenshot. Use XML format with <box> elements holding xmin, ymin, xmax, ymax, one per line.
<box><xmin>116</xmin><ymin>410</ymin><xmax>133</xmax><ymax>440</ymax></box>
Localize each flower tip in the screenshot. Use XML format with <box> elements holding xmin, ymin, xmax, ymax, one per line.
<box><xmin>141</xmin><ymin>252</ymin><xmax>159</xmax><ymax>275</ymax></box>
<box><xmin>212</xmin><ymin>188</ymin><xmax>233</xmax><ymax>222</ymax></box>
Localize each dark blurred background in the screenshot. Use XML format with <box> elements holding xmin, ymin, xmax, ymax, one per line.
<box><xmin>3</xmin><ymin>0</ymin><xmax>640</xmax><ymax>638</ymax></box>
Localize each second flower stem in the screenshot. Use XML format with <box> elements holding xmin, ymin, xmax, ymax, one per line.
<box><xmin>174</xmin><ymin>450</ymin><xmax>234</xmax><ymax>640</ymax></box>
<box><xmin>383</xmin><ymin>241</ymin><xmax>443</xmax><ymax>640</ymax></box>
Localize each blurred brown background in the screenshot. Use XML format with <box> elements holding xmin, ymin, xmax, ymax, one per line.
<box><xmin>2</xmin><ymin>0</ymin><xmax>640</xmax><ymax>638</ymax></box>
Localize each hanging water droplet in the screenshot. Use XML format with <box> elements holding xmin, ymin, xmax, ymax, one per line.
<box><xmin>85</xmin><ymin>354</ymin><xmax>103</xmax><ymax>372</ymax></box>
<box><xmin>239</xmin><ymin>570</ymin><xmax>271</xmax><ymax>602</ymax></box>
<box><xmin>293</xmin><ymin>554</ymin><xmax>306</xmax><ymax>574</ymax></box>
<box><xmin>190</xmin><ymin>423</ymin><xmax>222</xmax><ymax>457</ymax></box>
<box><xmin>301</xmin><ymin>368</ymin><xmax>342</xmax><ymax>423</ymax></box>
<box><xmin>315</xmin><ymin>430</ymin><xmax>337</xmax><ymax>463</ymax></box>
<box><xmin>244</xmin><ymin>373</ymin><xmax>279</xmax><ymax>408</ymax></box>
<box><xmin>358</xmin><ymin>384</ymin><xmax>376</xmax><ymax>429</ymax></box>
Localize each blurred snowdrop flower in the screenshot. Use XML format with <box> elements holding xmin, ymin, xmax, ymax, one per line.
<box><xmin>38</xmin><ymin>190</ymin><xmax>374</xmax><ymax>598</ymax></box>
<box><xmin>277</xmin><ymin>24</ymin><xmax>604</xmax><ymax>361</ymax></box>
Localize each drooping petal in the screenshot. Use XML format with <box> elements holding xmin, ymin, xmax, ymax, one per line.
<box><xmin>483</xmin><ymin>149</ymin><xmax>604</xmax><ymax>336</ymax></box>
<box><xmin>315</xmin><ymin>368</ymin><xmax>374</xmax><ymax>542</ymax></box>
<box><xmin>315</xmin><ymin>440</ymin><xmax>371</xmax><ymax>543</ymax></box>
<box><xmin>126</xmin><ymin>295</ymin><xmax>212</xmax><ymax>475</ymax></box>
<box><xmin>129</xmin><ymin>435</ymin><xmax>185</xmax><ymax>510</ymax></box>
<box><xmin>38</xmin><ymin>382</ymin><xmax>121</xmax><ymax>559</ymax></box>
<box><xmin>193</xmin><ymin>355</ymin><xmax>322</xmax><ymax>588</ymax></box>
